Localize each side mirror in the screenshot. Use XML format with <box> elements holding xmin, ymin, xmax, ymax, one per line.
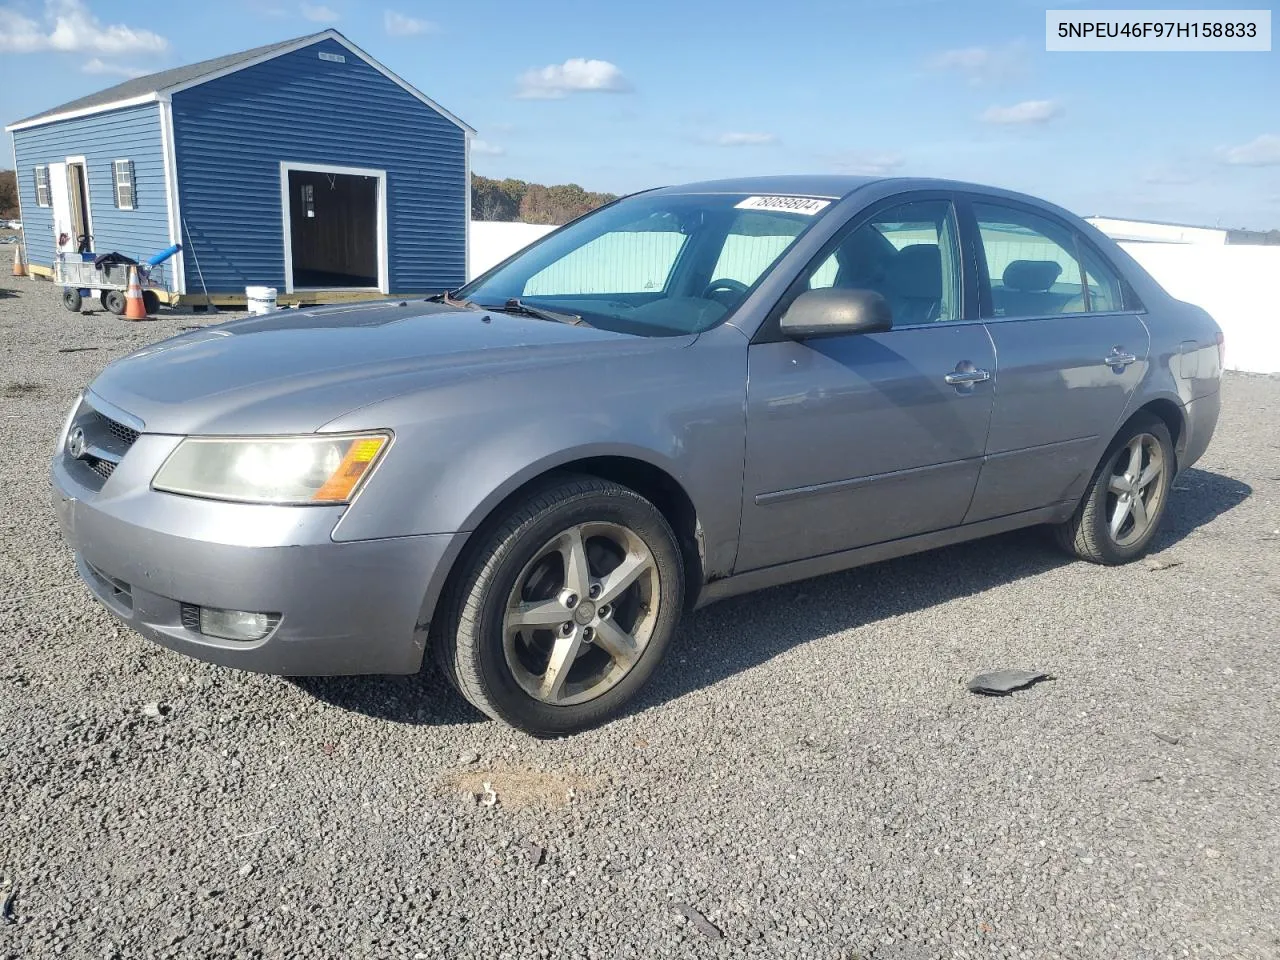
<box><xmin>778</xmin><ymin>288</ymin><xmax>893</xmax><ymax>339</ymax></box>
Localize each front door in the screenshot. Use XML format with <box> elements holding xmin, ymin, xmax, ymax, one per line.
<box><xmin>737</xmin><ymin>197</ymin><xmax>996</xmax><ymax>572</ymax></box>
<box><xmin>47</xmin><ymin>161</ymin><xmax>73</xmax><ymax>253</ymax></box>
<box><xmin>66</xmin><ymin>161</ymin><xmax>91</xmax><ymax>250</ymax></box>
<box><xmin>963</xmin><ymin>198</ymin><xmax>1150</xmax><ymax>522</ymax></box>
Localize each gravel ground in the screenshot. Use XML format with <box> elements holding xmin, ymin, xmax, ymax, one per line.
<box><xmin>1</xmin><ymin>274</ymin><xmax>1278</xmax><ymax>960</ymax></box>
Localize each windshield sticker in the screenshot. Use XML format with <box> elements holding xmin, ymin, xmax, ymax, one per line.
<box><xmin>735</xmin><ymin>196</ymin><xmax>831</xmax><ymax>216</ymax></box>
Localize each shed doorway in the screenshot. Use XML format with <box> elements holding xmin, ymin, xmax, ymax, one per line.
<box><xmin>66</xmin><ymin>161</ymin><xmax>92</xmax><ymax>250</ymax></box>
<box><xmin>48</xmin><ymin>158</ymin><xmax>93</xmax><ymax>254</ymax></box>
<box><xmin>281</xmin><ymin>163</ymin><xmax>388</xmax><ymax>293</ymax></box>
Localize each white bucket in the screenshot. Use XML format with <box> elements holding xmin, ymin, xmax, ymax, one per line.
<box><xmin>246</xmin><ymin>285</ymin><xmax>278</xmax><ymax>314</ymax></box>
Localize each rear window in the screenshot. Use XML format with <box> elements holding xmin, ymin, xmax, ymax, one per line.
<box><xmin>973</xmin><ymin>203</ymin><xmax>1086</xmax><ymax>318</ymax></box>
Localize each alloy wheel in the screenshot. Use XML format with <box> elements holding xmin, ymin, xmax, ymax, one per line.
<box><xmin>1105</xmin><ymin>433</ymin><xmax>1166</xmax><ymax>547</ymax></box>
<box><xmin>502</xmin><ymin>521</ymin><xmax>660</xmax><ymax>706</ymax></box>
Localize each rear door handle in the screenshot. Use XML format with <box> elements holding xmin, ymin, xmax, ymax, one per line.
<box><xmin>1104</xmin><ymin>349</ymin><xmax>1138</xmax><ymax>368</ymax></box>
<box><xmin>944</xmin><ymin>368</ymin><xmax>992</xmax><ymax>385</ymax></box>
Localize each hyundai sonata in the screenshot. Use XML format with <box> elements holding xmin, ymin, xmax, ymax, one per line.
<box><xmin>52</xmin><ymin>176</ymin><xmax>1222</xmax><ymax>735</ymax></box>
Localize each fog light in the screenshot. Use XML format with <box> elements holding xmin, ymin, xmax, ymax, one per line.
<box><xmin>197</xmin><ymin>606</ymin><xmax>276</xmax><ymax>641</ymax></box>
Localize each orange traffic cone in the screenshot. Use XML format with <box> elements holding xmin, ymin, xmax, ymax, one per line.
<box><xmin>124</xmin><ymin>265</ymin><xmax>148</xmax><ymax>320</ymax></box>
<box><xmin>11</xmin><ymin>242</ymin><xmax>26</xmax><ymax>277</ymax></box>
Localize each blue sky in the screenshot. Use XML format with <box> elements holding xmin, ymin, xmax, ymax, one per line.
<box><xmin>2</xmin><ymin>0</ymin><xmax>1277</xmax><ymax>228</ymax></box>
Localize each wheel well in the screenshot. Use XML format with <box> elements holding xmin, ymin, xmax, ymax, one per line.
<box><xmin>1132</xmin><ymin>398</ymin><xmax>1186</xmax><ymax>467</ymax></box>
<box><xmin>458</xmin><ymin>457</ymin><xmax>705</xmax><ymax>612</ymax></box>
<box><xmin>559</xmin><ymin>457</ymin><xmax>704</xmax><ymax>609</ymax></box>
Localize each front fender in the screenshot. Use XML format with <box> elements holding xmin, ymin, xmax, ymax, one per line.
<box><xmin>448</xmin><ymin>439</ymin><xmax>691</xmax><ymax>533</ymax></box>
<box><xmin>325</xmin><ymin>327</ymin><xmax>749</xmax><ymax>581</ymax></box>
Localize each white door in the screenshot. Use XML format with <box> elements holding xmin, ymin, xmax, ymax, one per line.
<box><xmin>48</xmin><ymin>161</ymin><xmax>74</xmax><ymax>253</ymax></box>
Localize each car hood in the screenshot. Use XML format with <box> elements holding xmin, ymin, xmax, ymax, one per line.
<box><xmin>88</xmin><ymin>301</ymin><xmax>694</xmax><ymax>435</ymax></box>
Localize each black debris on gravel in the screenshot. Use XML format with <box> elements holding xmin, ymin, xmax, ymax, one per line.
<box><xmin>967</xmin><ymin>669</ymin><xmax>1054</xmax><ymax>697</ymax></box>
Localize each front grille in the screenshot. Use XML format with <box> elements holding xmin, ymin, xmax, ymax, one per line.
<box><xmin>87</xmin><ymin>457</ymin><xmax>115</xmax><ymax>479</ymax></box>
<box><xmin>64</xmin><ymin>399</ymin><xmax>143</xmax><ymax>492</ymax></box>
<box><xmin>96</xmin><ymin>413</ymin><xmax>140</xmax><ymax>448</ymax></box>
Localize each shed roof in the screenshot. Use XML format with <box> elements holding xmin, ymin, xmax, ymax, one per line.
<box><xmin>6</xmin><ymin>30</ymin><xmax>473</xmax><ymax>134</ymax></box>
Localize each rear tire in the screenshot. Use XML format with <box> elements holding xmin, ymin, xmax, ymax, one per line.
<box><xmin>432</xmin><ymin>475</ymin><xmax>684</xmax><ymax>736</ymax></box>
<box><xmin>1053</xmin><ymin>413</ymin><xmax>1174</xmax><ymax>565</ymax></box>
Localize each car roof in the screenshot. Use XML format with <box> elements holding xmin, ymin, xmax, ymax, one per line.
<box><xmin>647</xmin><ymin>175</ymin><xmax>882</xmax><ymax>199</ymax></box>
<box><xmin>647</xmin><ymin>175</ymin><xmax>1061</xmax><ymax>207</ymax></box>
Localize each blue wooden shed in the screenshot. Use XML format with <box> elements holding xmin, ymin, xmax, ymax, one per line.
<box><xmin>6</xmin><ymin>30</ymin><xmax>473</xmax><ymax>304</ymax></box>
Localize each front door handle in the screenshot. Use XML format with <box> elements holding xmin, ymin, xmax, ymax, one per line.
<box><xmin>1104</xmin><ymin>348</ymin><xmax>1138</xmax><ymax>369</ymax></box>
<box><xmin>944</xmin><ymin>367</ymin><xmax>992</xmax><ymax>385</ymax></box>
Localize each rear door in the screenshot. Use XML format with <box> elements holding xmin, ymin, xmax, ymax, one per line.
<box><xmin>736</xmin><ymin>195</ymin><xmax>997</xmax><ymax>571</ymax></box>
<box><xmin>961</xmin><ymin>196</ymin><xmax>1149</xmax><ymax>522</ymax></box>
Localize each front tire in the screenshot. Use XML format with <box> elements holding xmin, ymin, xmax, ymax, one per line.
<box><xmin>432</xmin><ymin>475</ymin><xmax>685</xmax><ymax>736</ymax></box>
<box><xmin>101</xmin><ymin>289</ymin><xmax>126</xmax><ymax>315</ymax></box>
<box><xmin>1054</xmin><ymin>413</ymin><xmax>1174</xmax><ymax>564</ymax></box>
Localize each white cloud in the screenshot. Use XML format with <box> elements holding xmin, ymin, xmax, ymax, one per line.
<box><xmin>516</xmin><ymin>58</ymin><xmax>631</xmax><ymax>99</ymax></box>
<box><xmin>300</xmin><ymin>2</ymin><xmax>339</xmax><ymax>21</ymax></box>
<box><xmin>711</xmin><ymin>131</ymin><xmax>777</xmax><ymax>147</ymax></box>
<box><xmin>927</xmin><ymin>41</ymin><xmax>1027</xmax><ymax>86</ymax></box>
<box><xmin>826</xmin><ymin>151</ymin><xmax>905</xmax><ymax>176</ymax></box>
<box><xmin>979</xmin><ymin>99</ymin><xmax>1062</xmax><ymax>125</ymax></box>
<box><xmin>384</xmin><ymin>10</ymin><xmax>434</xmax><ymax>35</ymax></box>
<box><xmin>0</xmin><ymin>7</ymin><xmax>42</xmax><ymax>51</ymax></box>
<box><xmin>82</xmin><ymin>57</ymin><xmax>147</xmax><ymax>78</ymax></box>
<box><xmin>1217</xmin><ymin>134</ymin><xmax>1280</xmax><ymax>167</ymax></box>
<box><xmin>0</xmin><ymin>0</ymin><xmax>167</xmax><ymax>55</ymax></box>
<box><xmin>470</xmin><ymin>138</ymin><xmax>504</xmax><ymax>156</ymax></box>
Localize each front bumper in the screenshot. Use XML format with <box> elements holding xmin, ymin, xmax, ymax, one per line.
<box><xmin>51</xmin><ymin>442</ymin><xmax>459</xmax><ymax>676</ymax></box>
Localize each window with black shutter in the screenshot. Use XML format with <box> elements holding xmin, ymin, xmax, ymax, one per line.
<box><xmin>34</xmin><ymin>165</ymin><xmax>51</xmax><ymax>206</ymax></box>
<box><xmin>113</xmin><ymin>159</ymin><xmax>136</xmax><ymax>210</ymax></box>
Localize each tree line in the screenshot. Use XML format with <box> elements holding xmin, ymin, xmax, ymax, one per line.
<box><xmin>471</xmin><ymin>174</ymin><xmax>617</xmax><ymax>225</ymax></box>
<box><xmin>0</xmin><ymin>170</ymin><xmax>17</xmax><ymax>220</ymax></box>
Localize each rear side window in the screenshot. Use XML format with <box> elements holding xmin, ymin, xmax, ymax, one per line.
<box><xmin>974</xmin><ymin>203</ymin><xmax>1085</xmax><ymax>318</ymax></box>
<box><xmin>1079</xmin><ymin>244</ymin><xmax>1125</xmax><ymax>312</ymax></box>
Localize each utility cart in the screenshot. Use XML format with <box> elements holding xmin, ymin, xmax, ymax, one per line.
<box><xmin>54</xmin><ymin>244</ymin><xmax>180</xmax><ymax>315</ymax></box>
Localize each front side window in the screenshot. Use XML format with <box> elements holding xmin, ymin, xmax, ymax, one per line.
<box><xmin>462</xmin><ymin>192</ymin><xmax>833</xmax><ymax>336</ymax></box>
<box><xmin>802</xmin><ymin>199</ymin><xmax>962</xmax><ymax>324</ymax></box>
<box><xmin>34</xmin><ymin>165</ymin><xmax>50</xmax><ymax>207</ymax></box>
<box><xmin>974</xmin><ymin>203</ymin><xmax>1086</xmax><ymax>318</ymax></box>
<box><xmin>113</xmin><ymin>159</ymin><xmax>135</xmax><ymax>210</ymax></box>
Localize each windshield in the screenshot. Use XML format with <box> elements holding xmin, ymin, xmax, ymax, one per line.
<box><xmin>459</xmin><ymin>192</ymin><xmax>835</xmax><ymax>337</ymax></box>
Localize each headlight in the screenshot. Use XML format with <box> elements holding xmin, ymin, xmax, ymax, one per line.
<box><xmin>152</xmin><ymin>433</ymin><xmax>390</xmax><ymax>505</ymax></box>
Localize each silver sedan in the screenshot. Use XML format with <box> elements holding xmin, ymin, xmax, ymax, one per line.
<box><xmin>52</xmin><ymin>176</ymin><xmax>1222</xmax><ymax>735</ymax></box>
